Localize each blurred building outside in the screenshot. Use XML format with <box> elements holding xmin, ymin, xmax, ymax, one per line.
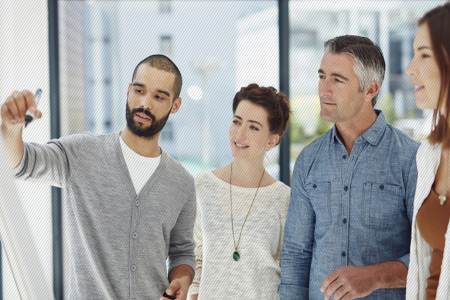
<box><xmin>59</xmin><ymin>0</ymin><xmax>444</xmax><ymax>179</ymax></box>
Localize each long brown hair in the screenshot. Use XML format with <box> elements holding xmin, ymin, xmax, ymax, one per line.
<box><xmin>419</xmin><ymin>2</ymin><xmax>450</xmax><ymax>147</ymax></box>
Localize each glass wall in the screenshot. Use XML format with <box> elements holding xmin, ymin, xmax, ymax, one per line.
<box><xmin>288</xmin><ymin>0</ymin><xmax>445</xmax><ymax>163</ymax></box>
<box><xmin>0</xmin><ymin>0</ymin><xmax>52</xmax><ymax>299</ymax></box>
<box><xmin>58</xmin><ymin>1</ymin><xmax>279</xmax><ymax>296</ymax></box>
<box><xmin>58</xmin><ymin>0</ymin><xmax>280</xmax><ymax>179</ymax></box>
<box><xmin>1</xmin><ymin>1</ymin><xmax>448</xmax><ymax>298</ymax></box>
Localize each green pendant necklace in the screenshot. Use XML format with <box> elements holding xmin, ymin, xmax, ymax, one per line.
<box><xmin>230</xmin><ymin>163</ymin><xmax>265</xmax><ymax>261</ymax></box>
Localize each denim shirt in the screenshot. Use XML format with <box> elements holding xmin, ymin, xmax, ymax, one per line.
<box><xmin>278</xmin><ymin>111</ymin><xmax>419</xmax><ymax>300</ymax></box>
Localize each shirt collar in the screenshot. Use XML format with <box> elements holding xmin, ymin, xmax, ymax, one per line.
<box><xmin>331</xmin><ymin>109</ymin><xmax>387</xmax><ymax>146</ymax></box>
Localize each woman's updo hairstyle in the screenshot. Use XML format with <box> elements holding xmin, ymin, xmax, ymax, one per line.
<box><xmin>232</xmin><ymin>83</ymin><xmax>290</xmax><ymax>145</ymax></box>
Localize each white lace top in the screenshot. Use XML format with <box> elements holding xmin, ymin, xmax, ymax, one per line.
<box><xmin>188</xmin><ymin>171</ymin><xmax>291</xmax><ymax>299</ymax></box>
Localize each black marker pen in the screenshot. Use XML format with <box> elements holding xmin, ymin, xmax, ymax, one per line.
<box><xmin>162</xmin><ymin>292</ymin><xmax>176</xmax><ymax>300</ymax></box>
<box><xmin>24</xmin><ymin>88</ymin><xmax>42</xmax><ymax>127</ymax></box>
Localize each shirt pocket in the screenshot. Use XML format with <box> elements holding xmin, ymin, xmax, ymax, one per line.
<box><xmin>361</xmin><ymin>182</ymin><xmax>403</xmax><ymax>230</ymax></box>
<box><xmin>306</xmin><ymin>181</ymin><xmax>332</xmax><ymax>227</ymax></box>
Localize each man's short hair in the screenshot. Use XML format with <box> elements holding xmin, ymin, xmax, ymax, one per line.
<box><xmin>324</xmin><ymin>35</ymin><xmax>385</xmax><ymax>107</ymax></box>
<box><xmin>132</xmin><ymin>54</ymin><xmax>182</xmax><ymax>99</ymax></box>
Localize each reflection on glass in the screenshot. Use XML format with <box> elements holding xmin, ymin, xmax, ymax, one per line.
<box><xmin>59</xmin><ymin>1</ymin><xmax>279</xmax><ymax>178</ymax></box>
<box><xmin>160</xmin><ymin>35</ymin><xmax>173</xmax><ymax>56</ymax></box>
<box><xmin>288</xmin><ymin>0</ymin><xmax>446</xmax><ymax>167</ymax></box>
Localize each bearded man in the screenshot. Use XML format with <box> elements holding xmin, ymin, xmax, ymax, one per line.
<box><xmin>1</xmin><ymin>55</ymin><xmax>196</xmax><ymax>300</ymax></box>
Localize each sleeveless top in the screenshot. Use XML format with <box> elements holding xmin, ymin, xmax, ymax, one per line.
<box><xmin>417</xmin><ymin>187</ymin><xmax>450</xmax><ymax>300</ymax></box>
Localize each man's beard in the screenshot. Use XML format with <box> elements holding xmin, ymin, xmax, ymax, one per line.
<box><xmin>125</xmin><ymin>102</ymin><xmax>171</xmax><ymax>139</ymax></box>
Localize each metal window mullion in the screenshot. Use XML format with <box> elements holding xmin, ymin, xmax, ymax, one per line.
<box><xmin>279</xmin><ymin>0</ymin><xmax>291</xmax><ymax>186</ymax></box>
<box><xmin>48</xmin><ymin>0</ymin><xmax>63</xmax><ymax>299</ymax></box>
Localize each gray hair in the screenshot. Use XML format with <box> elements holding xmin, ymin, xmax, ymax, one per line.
<box><xmin>324</xmin><ymin>35</ymin><xmax>385</xmax><ymax>107</ymax></box>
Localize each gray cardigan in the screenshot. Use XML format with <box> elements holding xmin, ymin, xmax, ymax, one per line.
<box><xmin>15</xmin><ymin>132</ymin><xmax>196</xmax><ymax>300</ymax></box>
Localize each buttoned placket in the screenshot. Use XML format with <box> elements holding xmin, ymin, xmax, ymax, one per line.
<box><xmin>129</xmin><ymin>195</ymin><xmax>141</xmax><ymax>300</ymax></box>
<box><xmin>337</xmin><ymin>137</ymin><xmax>364</xmax><ymax>266</ymax></box>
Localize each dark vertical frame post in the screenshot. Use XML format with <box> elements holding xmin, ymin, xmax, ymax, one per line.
<box><xmin>279</xmin><ymin>0</ymin><xmax>291</xmax><ymax>186</ymax></box>
<box><xmin>48</xmin><ymin>0</ymin><xmax>63</xmax><ymax>299</ymax></box>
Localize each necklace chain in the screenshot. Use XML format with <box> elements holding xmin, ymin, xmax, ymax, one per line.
<box><xmin>230</xmin><ymin>162</ymin><xmax>265</xmax><ymax>257</ymax></box>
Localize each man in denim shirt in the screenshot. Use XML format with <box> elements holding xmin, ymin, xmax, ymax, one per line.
<box><xmin>278</xmin><ymin>35</ymin><xmax>419</xmax><ymax>300</ymax></box>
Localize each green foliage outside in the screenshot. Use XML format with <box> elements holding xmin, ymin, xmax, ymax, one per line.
<box><xmin>289</xmin><ymin>92</ymin><xmax>408</xmax><ymax>160</ymax></box>
<box><xmin>289</xmin><ymin>94</ymin><xmax>332</xmax><ymax>160</ymax></box>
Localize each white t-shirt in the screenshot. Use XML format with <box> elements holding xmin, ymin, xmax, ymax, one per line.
<box><xmin>119</xmin><ymin>137</ymin><xmax>161</xmax><ymax>194</ymax></box>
